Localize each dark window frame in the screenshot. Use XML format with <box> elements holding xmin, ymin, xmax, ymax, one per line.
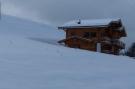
<box><xmin>83</xmin><ymin>32</ymin><xmax>97</xmax><ymax>38</ymax></box>
<box><xmin>70</xmin><ymin>32</ymin><xmax>76</xmax><ymax>36</ymax></box>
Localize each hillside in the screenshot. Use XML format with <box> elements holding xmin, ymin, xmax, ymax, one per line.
<box><xmin>0</xmin><ymin>15</ymin><xmax>134</xmax><ymax>89</ymax></box>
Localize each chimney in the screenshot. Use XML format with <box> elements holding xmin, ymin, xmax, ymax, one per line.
<box><xmin>77</xmin><ymin>19</ymin><xmax>81</xmax><ymax>24</ymax></box>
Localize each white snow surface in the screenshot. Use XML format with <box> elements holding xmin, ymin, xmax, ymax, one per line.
<box><xmin>0</xmin><ymin>15</ymin><xmax>134</xmax><ymax>89</ymax></box>
<box><xmin>61</xmin><ymin>18</ymin><xmax>120</xmax><ymax>27</ymax></box>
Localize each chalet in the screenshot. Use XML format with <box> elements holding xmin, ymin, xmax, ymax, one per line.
<box><xmin>58</xmin><ymin>18</ymin><xmax>127</xmax><ymax>55</ymax></box>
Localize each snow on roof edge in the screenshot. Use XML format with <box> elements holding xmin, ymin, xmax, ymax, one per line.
<box><xmin>59</xmin><ymin>18</ymin><xmax>121</xmax><ymax>29</ymax></box>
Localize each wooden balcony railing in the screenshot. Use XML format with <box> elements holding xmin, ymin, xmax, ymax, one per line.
<box><xmin>101</xmin><ymin>37</ymin><xmax>125</xmax><ymax>49</ymax></box>
<box><xmin>112</xmin><ymin>40</ymin><xmax>125</xmax><ymax>49</ymax></box>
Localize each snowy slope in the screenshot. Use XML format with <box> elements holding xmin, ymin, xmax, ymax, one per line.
<box><xmin>0</xmin><ymin>15</ymin><xmax>134</xmax><ymax>89</ymax></box>
<box><xmin>0</xmin><ymin>15</ymin><xmax>64</xmax><ymax>39</ymax></box>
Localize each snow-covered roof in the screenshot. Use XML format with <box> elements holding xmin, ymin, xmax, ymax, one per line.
<box><xmin>59</xmin><ymin>18</ymin><xmax>121</xmax><ymax>29</ymax></box>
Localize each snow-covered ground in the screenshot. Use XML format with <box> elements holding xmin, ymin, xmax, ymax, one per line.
<box><xmin>0</xmin><ymin>15</ymin><xmax>134</xmax><ymax>89</ymax></box>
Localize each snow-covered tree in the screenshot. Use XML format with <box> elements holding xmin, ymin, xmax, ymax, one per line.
<box><xmin>125</xmin><ymin>42</ymin><xmax>135</xmax><ymax>57</ymax></box>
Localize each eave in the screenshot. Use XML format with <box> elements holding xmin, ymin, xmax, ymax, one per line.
<box><xmin>58</xmin><ymin>25</ymin><xmax>108</xmax><ymax>30</ymax></box>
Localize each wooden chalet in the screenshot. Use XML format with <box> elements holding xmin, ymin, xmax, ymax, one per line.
<box><xmin>58</xmin><ymin>19</ymin><xmax>127</xmax><ymax>55</ymax></box>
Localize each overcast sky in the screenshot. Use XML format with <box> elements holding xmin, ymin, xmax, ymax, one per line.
<box><xmin>1</xmin><ymin>0</ymin><xmax>135</xmax><ymax>46</ymax></box>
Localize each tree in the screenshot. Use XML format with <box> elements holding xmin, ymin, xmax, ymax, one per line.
<box><xmin>125</xmin><ymin>42</ymin><xmax>135</xmax><ymax>57</ymax></box>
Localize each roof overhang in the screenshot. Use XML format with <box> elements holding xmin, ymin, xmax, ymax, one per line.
<box><xmin>58</xmin><ymin>25</ymin><xmax>108</xmax><ymax>30</ymax></box>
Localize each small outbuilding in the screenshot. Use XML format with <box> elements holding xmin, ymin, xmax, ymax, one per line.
<box><xmin>58</xmin><ymin>18</ymin><xmax>127</xmax><ymax>55</ymax></box>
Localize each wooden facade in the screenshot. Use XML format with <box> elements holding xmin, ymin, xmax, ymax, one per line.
<box><xmin>58</xmin><ymin>19</ymin><xmax>127</xmax><ymax>55</ymax></box>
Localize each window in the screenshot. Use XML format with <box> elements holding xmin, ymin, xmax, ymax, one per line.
<box><xmin>101</xmin><ymin>32</ymin><xmax>106</xmax><ymax>37</ymax></box>
<box><xmin>90</xmin><ymin>32</ymin><xmax>96</xmax><ymax>38</ymax></box>
<box><xmin>70</xmin><ymin>32</ymin><xmax>76</xmax><ymax>36</ymax></box>
<box><xmin>83</xmin><ymin>32</ymin><xmax>89</xmax><ymax>38</ymax></box>
<box><xmin>83</xmin><ymin>32</ymin><xmax>96</xmax><ymax>38</ymax></box>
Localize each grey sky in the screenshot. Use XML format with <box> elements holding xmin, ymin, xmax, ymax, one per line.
<box><xmin>1</xmin><ymin>0</ymin><xmax>135</xmax><ymax>46</ymax></box>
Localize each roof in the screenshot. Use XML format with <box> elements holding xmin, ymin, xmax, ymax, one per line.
<box><xmin>58</xmin><ymin>18</ymin><xmax>122</xmax><ymax>29</ymax></box>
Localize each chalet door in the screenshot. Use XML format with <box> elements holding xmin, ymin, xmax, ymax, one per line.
<box><xmin>97</xmin><ymin>43</ymin><xmax>101</xmax><ymax>52</ymax></box>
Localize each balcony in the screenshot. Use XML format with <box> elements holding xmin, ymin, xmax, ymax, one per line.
<box><xmin>112</xmin><ymin>40</ymin><xmax>125</xmax><ymax>49</ymax></box>
<box><xmin>101</xmin><ymin>37</ymin><xmax>125</xmax><ymax>49</ymax></box>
